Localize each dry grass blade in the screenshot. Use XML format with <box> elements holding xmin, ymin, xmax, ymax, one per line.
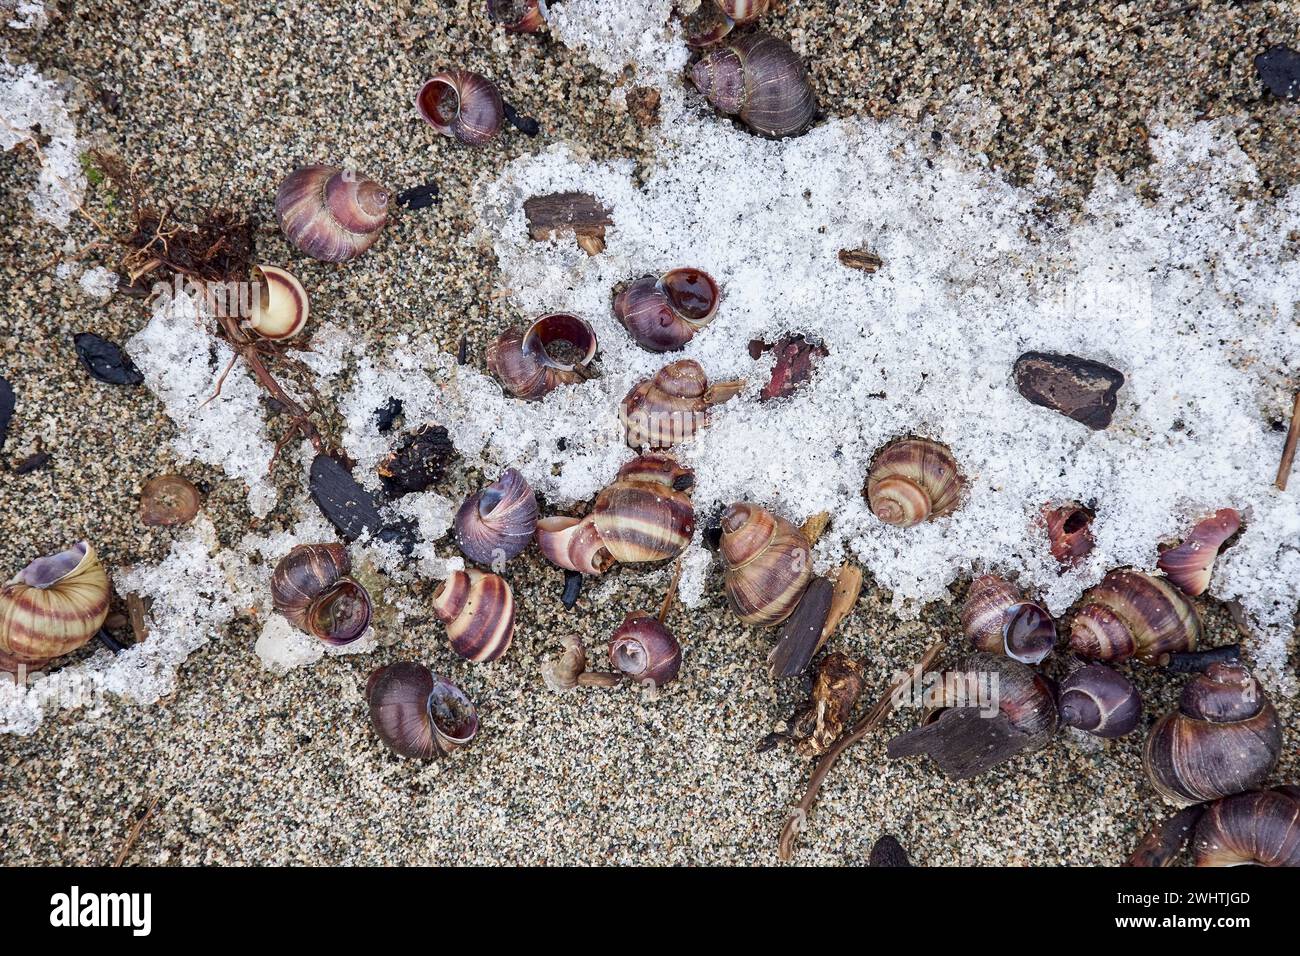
<box><xmin>112</xmin><ymin>795</ymin><xmax>160</xmax><ymax>867</ymax></box>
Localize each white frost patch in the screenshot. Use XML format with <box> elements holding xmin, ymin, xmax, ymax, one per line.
<box><xmin>3</xmin><ymin>1</ymin><xmax>47</xmax><ymax>30</ymax></box>
<box><xmin>0</xmin><ymin>61</ymin><xmax>85</xmax><ymax>228</ymax></box>
<box><xmin>77</xmin><ymin>265</ymin><xmax>118</xmax><ymax>300</ymax></box>
<box><xmin>545</xmin><ymin>0</ymin><xmax>682</xmax><ymax>80</ymax></box>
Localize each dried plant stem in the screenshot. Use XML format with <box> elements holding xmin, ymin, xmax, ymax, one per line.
<box><xmin>112</xmin><ymin>795</ymin><xmax>160</xmax><ymax>867</ymax></box>
<box><xmin>778</xmin><ymin>640</ymin><xmax>945</xmax><ymax>861</ymax></box>
<box><xmin>1276</xmin><ymin>390</ymin><xmax>1300</xmax><ymax>491</ymax></box>
<box><xmin>658</xmin><ymin>556</ymin><xmax>684</xmax><ymax>623</ymax></box>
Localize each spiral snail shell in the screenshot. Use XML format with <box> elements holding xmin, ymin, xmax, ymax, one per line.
<box><xmin>1143</xmin><ymin>661</ymin><xmax>1282</xmax><ymax>807</ymax></box>
<box><xmin>454</xmin><ymin>468</ymin><xmax>538</xmax><ymax>566</ymax></box>
<box><xmin>0</xmin><ymin>541</ymin><xmax>110</xmax><ymax>666</ymax></box>
<box><xmin>1068</xmin><ymin>569</ymin><xmax>1201</xmax><ymax>663</ymax></box>
<box><xmin>1057</xmin><ymin>663</ymin><xmax>1142</xmax><ymax>738</ymax></box>
<box><xmin>1157</xmin><ymin>508</ymin><xmax>1241</xmax><ymax>597</ymax></box>
<box><xmin>1192</xmin><ymin>787</ymin><xmax>1300</xmax><ymax>867</ymax></box>
<box><xmin>487</xmin><ymin>0</ymin><xmax>548</xmax><ymax>32</ymax></box>
<box><xmin>620</xmin><ymin>359</ymin><xmax>744</xmax><ymax>450</ymax></box>
<box><xmin>416</xmin><ymin>71</ymin><xmax>505</xmax><ymax>147</ymax></box>
<box><xmin>535</xmin><ymin>515</ymin><xmax>615</xmax><ymax>575</ymax></box>
<box><xmin>487</xmin><ymin>313</ymin><xmax>598</xmax><ymax>401</ymax></box>
<box><xmin>367</xmin><ymin>661</ymin><xmax>479</xmax><ymax>760</ymax></box>
<box><xmin>719</xmin><ymin>502</ymin><xmax>812</xmax><ymax>626</ymax></box>
<box><xmin>244</xmin><ymin>265</ymin><xmax>309</xmax><ymax>340</ymax></box>
<box><xmin>275</xmin><ymin>165</ymin><xmax>389</xmax><ymax>263</ymax></box>
<box><xmin>609</xmin><ymin>611</ymin><xmax>682</xmax><ymax>686</ymax></box>
<box><xmin>270</xmin><ymin>544</ymin><xmax>373</xmax><ymax>646</ymax></box>
<box><xmin>432</xmin><ymin>569</ymin><xmax>515</xmax><ymax>663</ymax></box>
<box><xmin>960</xmin><ymin>574</ymin><xmax>1056</xmax><ymax>665</ymax></box>
<box><xmin>865</xmin><ymin>438</ymin><xmax>964</xmax><ymax>528</ymax></box>
<box><xmin>719</xmin><ymin>0</ymin><xmax>771</xmax><ymax>23</ymax></box>
<box><xmin>1041</xmin><ymin>502</ymin><xmax>1095</xmax><ymax>569</ymax></box>
<box><xmin>613</xmin><ymin>268</ymin><xmax>720</xmax><ymax>352</ymax></box>
<box><xmin>689</xmin><ymin>32</ymin><xmax>817</xmax><ymax>139</ymax></box>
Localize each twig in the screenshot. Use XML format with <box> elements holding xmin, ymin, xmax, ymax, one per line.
<box><xmin>777</xmin><ymin>640</ymin><xmax>945</xmax><ymax>861</ymax></box>
<box><xmin>112</xmin><ymin>795</ymin><xmax>160</xmax><ymax>867</ymax></box>
<box><xmin>658</xmin><ymin>556</ymin><xmax>684</xmax><ymax>623</ymax></box>
<box><xmin>1276</xmin><ymin>390</ymin><xmax>1300</xmax><ymax>491</ymax></box>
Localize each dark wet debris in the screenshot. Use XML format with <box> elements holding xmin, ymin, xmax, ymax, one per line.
<box><xmin>73</xmin><ymin>332</ymin><xmax>143</xmax><ymax>386</ymax></box>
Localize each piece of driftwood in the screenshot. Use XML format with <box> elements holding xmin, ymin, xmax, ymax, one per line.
<box><xmin>1127</xmin><ymin>805</ymin><xmax>1206</xmax><ymax>867</ymax></box>
<box><xmin>886</xmin><ymin>706</ymin><xmax>1028</xmax><ymax>781</ymax></box>
<box><xmin>524</xmin><ymin>192</ymin><xmax>613</xmax><ymax>242</ymax></box>
<box><xmin>768</xmin><ymin>577</ymin><xmax>834</xmax><ymax>678</ymax></box>
<box><xmin>1277</xmin><ymin>391</ymin><xmax>1300</xmax><ymax>490</ymax></box>
<box><xmin>789</xmin><ymin>652</ymin><xmax>866</xmax><ymax>757</ymax></box>
<box><xmin>838</xmin><ymin>248</ymin><xmax>883</xmax><ymax>272</ymax></box>
<box><xmin>819</xmin><ymin>563</ymin><xmax>862</xmax><ymax>652</ymax></box>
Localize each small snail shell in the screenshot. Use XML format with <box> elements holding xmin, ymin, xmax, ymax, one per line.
<box><xmin>270</xmin><ymin>544</ymin><xmax>373</xmax><ymax>646</ymax></box>
<box><xmin>275</xmin><ymin>165</ymin><xmax>389</xmax><ymax>263</ymax></box>
<box><xmin>719</xmin><ymin>502</ymin><xmax>812</xmax><ymax>626</ymax></box>
<box><xmin>139</xmin><ymin>474</ymin><xmax>201</xmax><ymax>527</ymax></box>
<box><xmin>367</xmin><ymin>661</ymin><xmax>479</xmax><ymax>760</ymax></box>
<box><xmin>1143</xmin><ymin>661</ymin><xmax>1282</xmax><ymax>807</ymax></box>
<box><xmin>1157</xmin><ymin>508</ymin><xmax>1241</xmax><ymax>597</ymax></box>
<box><xmin>718</xmin><ymin>0</ymin><xmax>771</xmax><ymax>23</ymax></box>
<box><xmin>683</xmin><ymin>2</ymin><xmax>736</xmax><ymax>47</ymax></box>
<box><xmin>620</xmin><ymin>359</ymin><xmax>744</xmax><ymax>450</ymax></box>
<box><xmin>432</xmin><ymin>569</ymin><xmax>515</xmax><ymax>663</ymax></box>
<box><xmin>689</xmin><ymin>32</ymin><xmax>817</xmax><ymax>139</ymax></box>
<box><xmin>1058</xmin><ymin>664</ymin><xmax>1142</xmax><ymax>738</ymax></box>
<box><xmin>1041</xmin><ymin>502</ymin><xmax>1095</xmax><ymax>569</ymax></box>
<box><xmin>960</xmin><ymin>574</ymin><xmax>1055</xmax><ymax>664</ymax></box>
<box><xmin>416</xmin><ymin>71</ymin><xmax>504</xmax><ymax>147</ymax></box>
<box><xmin>0</xmin><ymin>541</ymin><xmax>110</xmax><ymax>665</ymax></box>
<box><xmin>486</xmin><ymin>0</ymin><xmax>548</xmax><ymax>32</ymax></box>
<box><xmin>454</xmin><ymin>468</ymin><xmax>538</xmax><ymax>565</ymax></box>
<box><xmin>535</xmin><ymin>515</ymin><xmax>614</xmax><ymax>575</ymax></box>
<box><xmin>487</xmin><ymin>313</ymin><xmax>598</xmax><ymax>400</ymax></box>
<box><xmin>1068</xmin><ymin>569</ymin><xmax>1201</xmax><ymax>663</ymax></box>
<box><xmin>592</xmin><ymin>453</ymin><xmax>696</xmax><ymax>565</ymax></box>
<box><xmin>609</xmin><ymin>611</ymin><xmax>682</xmax><ymax>686</ymax></box>
<box><xmin>1193</xmin><ymin>788</ymin><xmax>1300</xmax><ymax>867</ymax></box>
<box><xmin>246</xmin><ymin>265</ymin><xmax>309</xmax><ymax>340</ymax></box>
<box><xmin>865</xmin><ymin>438</ymin><xmax>964</xmax><ymax>527</ymax></box>
<box><xmin>613</xmin><ymin>268</ymin><xmax>720</xmax><ymax>352</ymax></box>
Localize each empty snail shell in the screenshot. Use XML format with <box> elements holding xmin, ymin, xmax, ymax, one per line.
<box><xmin>718</xmin><ymin>0</ymin><xmax>771</xmax><ymax>22</ymax></box>
<box><xmin>620</xmin><ymin>359</ymin><xmax>744</xmax><ymax>449</ymax></box>
<box><xmin>416</xmin><ymin>70</ymin><xmax>504</xmax><ymax>147</ymax></box>
<box><xmin>535</xmin><ymin>515</ymin><xmax>614</xmax><ymax>575</ymax></box>
<box><xmin>865</xmin><ymin>438</ymin><xmax>964</xmax><ymax>527</ymax></box>
<box><xmin>270</xmin><ymin>544</ymin><xmax>372</xmax><ymax>646</ymax></box>
<box><xmin>613</xmin><ymin>268</ymin><xmax>721</xmax><ymax>352</ymax></box>
<box><xmin>1192</xmin><ymin>787</ymin><xmax>1300</xmax><ymax>867</ymax></box>
<box><xmin>432</xmin><ymin>569</ymin><xmax>515</xmax><ymax>663</ymax></box>
<box><xmin>1143</xmin><ymin>661</ymin><xmax>1282</xmax><ymax>807</ymax></box>
<box><xmin>367</xmin><ymin>661</ymin><xmax>479</xmax><ymax>760</ymax></box>
<box><xmin>275</xmin><ymin>165</ymin><xmax>389</xmax><ymax>263</ymax></box>
<box><xmin>487</xmin><ymin>313</ymin><xmax>598</xmax><ymax>400</ymax></box>
<box><xmin>1058</xmin><ymin>663</ymin><xmax>1142</xmax><ymax>738</ymax></box>
<box><xmin>1157</xmin><ymin>508</ymin><xmax>1241</xmax><ymax>597</ymax></box>
<box><xmin>0</xmin><ymin>541</ymin><xmax>110</xmax><ymax>665</ymax></box>
<box><xmin>684</xmin><ymin>2</ymin><xmax>736</xmax><ymax>48</ymax></box>
<box><xmin>719</xmin><ymin>502</ymin><xmax>812</xmax><ymax>626</ymax></box>
<box><xmin>609</xmin><ymin>611</ymin><xmax>682</xmax><ymax>686</ymax></box>
<box><xmin>454</xmin><ymin>468</ymin><xmax>538</xmax><ymax>565</ymax></box>
<box><xmin>592</xmin><ymin>454</ymin><xmax>696</xmax><ymax>565</ymax></box>
<box><xmin>1068</xmin><ymin>569</ymin><xmax>1201</xmax><ymax>663</ymax></box>
<box><xmin>689</xmin><ymin>32</ymin><xmax>817</xmax><ymax>139</ymax></box>
<box><xmin>487</xmin><ymin>0</ymin><xmax>547</xmax><ymax>32</ymax></box>
<box><xmin>139</xmin><ymin>474</ymin><xmax>201</xmax><ymax>527</ymax></box>
<box><xmin>1041</xmin><ymin>502</ymin><xmax>1095</xmax><ymax>569</ymax></box>
<box><xmin>246</xmin><ymin>265</ymin><xmax>309</xmax><ymax>340</ymax></box>
<box><xmin>960</xmin><ymin>574</ymin><xmax>1056</xmax><ymax>664</ymax></box>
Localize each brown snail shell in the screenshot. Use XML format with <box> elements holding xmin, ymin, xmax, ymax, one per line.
<box><xmin>1041</xmin><ymin>502</ymin><xmax>1095</xmax><ymax>569</ymax></box>
<box><xmin>960</xmin><ymin>575</ymin><xmax>1055</xmax><ymax>665</ymax></box>
<box><xmin>535</xmin><ymin>515</ymin><xmax>615</xmax><ymax>575</ymax></box>
<box><xmin>1157</xmin><ymin>508</ymin><xmax>1241</xmax><ymax>597</ymax></box>
<box><xmin>1192</xmin><ymin>787</ymin><xmax>1300</xmax><ymax>867</ymax></box>
<box><xmin>1143</xmin><ymin>661</ymin><xmax>1282</xmax><ymax>807</ymax></box>
<box><xmin>246</xmin><ymin>265</ymin><xmax>309</xmax><ymax>340</ymax></box>
<box><xmin>432</xmin><ymin>569</ymin><xmax>515</xmax><ymax>663</ymax></box>
<box><xmin>683</xmin><ymin>2</ymin><xmax>737</xmax><ymax>48</ymax></box>
<box><xmin>592</xmin><ymin>453</ymin><xmax>696</xmax><ymax>565</ymax></box>
<box><xmin>487</xmin><ymin>313</ymin><xmax>598</xmax><ymax>400</ymax></box>
<box><xmin>415</xmin><ymin>70</ymin><xmax>505</xmax><ymax>147</ymax></box>
<box><xmin>0</xmin><ymin>541</ymin><xmax>110</xmax><ymax>665</ymax></box>
<box><xmin>275</xmin><ymin>165</ymin><xmax>389</xmax><ymax>263</ymax></box>
<box><xmin>619</xmin><ymin>359</ymin><xmax>744</xmax><ymax>450</ymax></box>
<box><xmin>453</xmin><ymin>468</ymin><xmax>538</xmax><ymax>565</ymax></box>
<box><xmin>719</xmin><ymin>502</ymin><xmax>812</xmax><ymax>626</ymax></box>
<box><xmin>270</xmin><ymin>544</ymin><xmax>373</xmax><ymax>646</ymax></box>
<box><xmin>609</xmin><ymin>611</ymin><xmax>682</xmax><ymax>686</ymax></box>
<box><xmin>689</xmin><ymin>32</ymin><xmax>817</xmax><ymax>139</ymax></box>
<box><xmin>613</xmin><ymin>268</ymin><xmax>720</xmax><ymax>352</ymax></box>
<box><xmin>367</xmin><ymin>661</ymin><xmax>479</xmax><ymax>760</ymax></box>
<box><xmin>1058</xmin><ymin>663</ymin><xmax>1142</xmax><ymax>738</ymax></box>
<box><xmin>139</xmin><ymin>474</ymin><xmax>201</xmax><ymax>527</ymax></box>
<box><xmin>865</xmin><ymin>438</ymin><xmax>964</xmax><ymax>527</ymax></box>
<box><xmin>486</xmin><ymin>0</ymin><xmax>547</xmax><ymax>32</ymax></box>
<box><xmin>1068</xmin><ymin>569</ymin><xmax>1201</xmax><ymax>663</ymax></box>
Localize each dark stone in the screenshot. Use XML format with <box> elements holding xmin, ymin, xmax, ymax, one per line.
<box><xmin>767</xmin><ymin>577</ymin><xmax>835</xmax><ymax>678</ymax></box>
<box><xmin>869</xmin><ymin>835</ymin><xmax>913</xmax><ymax>867</ymax></box>
<box><xmin>1013</xmin><ymin>351</ymin><xmax>1124</xmax><ymax>430</ymax></box>
<box><xmin>395</xmin><ymin>182</ymin><xmax>439</xmax><ymax>210</ymax></box>
<box><xmin>561</xmin><ymin>570</ymin><xmax>583</xmax><ymax>609</ymax></box>
<box><xmin>377</xmin><ymin>424</ymin><xmax>454</xmax><ymax>497</ymax></box>
<box><xmin>373</xmin><ymin>398</ymin><xmax>403</xmax><ymax>433</ymax></box>
<box><xmin>309</xmin><ymin>453</ymin><xmax>416</xmax><ymax>553</ymax></box>
<box><xmin>0</xmin><ymin>376</ymin><xmax>13</xmax><ymax>452</ymax></box>
<box><xmin>73</xmin><ymin>332</ymin><xmax>143</xmax><ymax>386</ymax></box>
<box><xmin>12</xmin><ymin>452</ymin><xmax>51</xmax><ymax>474</ymax></box>
<box><xmin>1256</xmin><ymin>45</ymin><xmax>1300</xmax><ymax>100</ymax></box>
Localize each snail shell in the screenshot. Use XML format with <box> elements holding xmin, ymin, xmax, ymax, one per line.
<box><xmin>487</xmin><ymin>313</ymin><xmax>598</xmax><ymax>400</ymax></box>
<box><xmin>486</xmin><ymin>0</ymin><xmax>548</xmax><ymax>32</ymax></box>
<box><xmin>1058</xmin><ymin>663</ymin><xmax>1142</xmax><ymax>738</ymax></box>
<box><xmin>432</xmin><ymin>569</ymin><xmax>515</xmax><ymax>663</ymax></box>
<box><xmin>1068</xmin><ymin>569</ymin><xmax>1201</xmax><ymax>663</ymax></box>
<box><xmin>865</xmin><ymin>438</ymin><xmax>964</xmax><ymax>527</ymax></box>
<box><xmin>689</xmin><ymin>32</ymin><xmax>817</xmax><ymax>139</ymax></box>
<box><xmin>367</xmin><ymin>661</ymin><xmax>479</xmax><ymax>760</ymax></box>
<box><xmin>1041</xmin><ymin>502</ymin><xmax>1095</xmax><ymax>569</ymax></box>
<box><xmin>592</xmin><ymin>453</ymin><xmax>696</xmax><ymax>565</ymax></box>
<box><xmin>1157</xmin><ymin>508</ymin><xmax>1241</xmax><ymax>597</ymax></box>
<box><xmin>613</xmin><ymin>268</ymin><xmax>720</xmax><ymax>352</ymax></box>
<box><xmin>270</xmin><ymin>544</ymin><xmax>373</xmax><ymax>646</ymax></box>
<box><xmin>535</xmin><ymin>515</ymin><xmax>614</xmax><ymax>575</ymax></box>
<box><xmin>1143</xmin><ymin>661</ymin><xmax>1282</xmax><ymax>807</ymax></box>
<box><xmin>609</xmin><ymin>611</ymin><xmax>682</xmax><ymax>686</ymax></box>
<box><xmin>139</xmin><ymin>474</ymin><xmax>201</xmax><ymax>527</ymax></box>
<box><xmin>246</xmin><ymin>265</ymin><xmax>309</xmax><ymax>340</ymax></box>
<box><xmin>718</xmin><ymin>0</ymin><xmax>770</xmax><ymax>23</ymax></box>
<box><xmin>960</xmin><ymin>574</ymin><xmax>1056</xmax><ymax>664</ymax></box>
<box><xmin>454</xmin><ymin>468</ymin><xmax>538</xmax><ymax>565</ymax></box>
<box><xmin>1193</xmin><ymin>787</ymin><xmax>1300</xmax><ymax>867</ymax></box>
<box><xmin>275</xmin><ymin>165</ymin><xmax>389</xmax><ymax>263</ymax></box>
<box><xmin>719</xmin><ymin>502</ymin><xmax>812</xmax><ymax>626</ymax></box>
<box><xmin>619</xmin><ymin>359</ymin><xmax>744</xmax><ymax>450</ymax></box>
<box><xmin>0</xmin><ymin>541</ymin><xmax>110</xmax><ymax>665</ymax></box>
<box><xmin>415</xmin><ymin>70</ymin><xmax>504</xmax><ymax>147</ymax></box>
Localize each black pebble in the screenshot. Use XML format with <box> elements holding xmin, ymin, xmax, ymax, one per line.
<box><xmin>12</xmin><ymin>451</ymin><xmax>51</xmax><ymax>474</ymax></box>
<box><xmin>73</xmin><ymin>332</ymin><xmax>143</xmax><ymax>386</ymax></box>
<box><xmin>374</xmin><ymin>398</ymin><xmax>404</xmax><ymax>433</ymax></box>
<box><xmin>309</xmin><ymin>453</ymin><xmax>416</xmax><ymax>554</ymax></box>
<box><xmin>1256</xmin><ymin>45</ymin><xmax>1300</xmax><ymax>100</ymax></box>
<box><xmin>0</xmin><ymin>375</ymin><xmax>13</xmax><ymax>452</ymax></box>
<box><xmin>561</xmin><ymin>570</ymin><xmax>583</xmax><ymax>609</ymax></box>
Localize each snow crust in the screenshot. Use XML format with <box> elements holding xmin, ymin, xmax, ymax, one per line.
<box><xmin>0</xmin><ymin>61</ymin><xmax>85</xmax><ymax>228</ymax></box>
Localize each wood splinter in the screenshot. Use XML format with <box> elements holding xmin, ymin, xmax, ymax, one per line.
<box><xmin>1276</xmin><ymin>390</ymin><xmax>1300</xmax><ymax>491</ymax></box>
<box><xmin>524</xmin><ymin>192</ymin><xmax>613</xmax><ymax>257</ymax></box>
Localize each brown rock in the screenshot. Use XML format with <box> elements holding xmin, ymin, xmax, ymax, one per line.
<box><xmin>1013</xmin><ymin>351</ymin><xmax>1124</xmax><ymax>430</ymax></box>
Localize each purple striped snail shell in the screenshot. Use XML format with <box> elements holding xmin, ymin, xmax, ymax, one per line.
<box><xmin>1068</xmin><ymin>569</ymin><xmax>1201</xmax><ymax>663</ymax></box>
<box><xmin>535</xmin><ymin>515</ymin><xmax>615</xmax><ymax>575</ymax></box>
<box><xmin>865</xmin><ymin>437</ymin><xmax>964</xmax><ymax>528</ymax></box>
<box><xmin>1057</xmin><ymin>663</ymin><xmax>1142</xmax><ymax>738</ymax></box>
<box><xmin>486</xmin><ymin>0</ymin><xmax>548</xmax><ymax>32</ymax></box>
<box><xmin>454</xmin><ymin>468</ymin><xmax>538</xmax><ymax>566</ymax></box>
<box><xmin>613</xmin><ymin>268</ymin><xmax>721</xmax><ymax>352</ymax></box>
<box><xmin>270</xmin><ymin>544</ymin><xmax>372</xmax><ymax>646</ymax></box>
<box><xmin>275</xmin><ymin>165</ymin><xmax>389</xmax><ymax>263</ymax></box>
<box><xmin>0</xmin><ymin>541</ymin><xmax>110</xmax><ymax>667</ymax></box>
<box><xmin>719</xmin><ymin>502</ymin><xmax>812</xmax><ymax>626</ymax></box>
<box><xmin>1193</xmin><ymin>787</ymin><xmax>1300</xmax><ymax>867</ymax></box>
<box><xmin>960</xmin><ymin>574</ymin><xmax>1056</xmax><ymax>665</ymax></box>
<box><xmin>1157</xmin><ymin>508</ymin><xmax>1241</xmax><ymax>597</ymax></box>
<box><xmin>620</xmin><ymin>359</ymin><xmax>744</xmax><ymax>450</ymax></box>
<box><xmin>433</xmin><ymin>569</ymin><xmax>515</xmax><ymax>663</ymax></box>
<box><xmin>609</xmin><ymin>611</ymin><xmax>682</xmax><ymax>686</ymax></box>
<box><xmin>367</xmin><ymin>661</ymin><xmax>479</xmax><ymax>760</ymax></box>
<box><xmin>689</xmin><ymin>32</ymin><xmax>817</xmax><ymax>139</ymax></box>
<box><xmin>416</xmin><ymin>70</ymin><xmax>505</xmax><ymax>147</ymax></box>
<box><xmin>487</xmin><ymin>313</ymin><xmax>598</xmax><ymax>400</ymax></box>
